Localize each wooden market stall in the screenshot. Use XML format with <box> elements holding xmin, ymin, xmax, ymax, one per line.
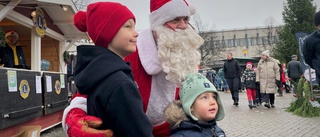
<box><xmin>0</xmin><ymin>0</ymin><xmax>87</xmax><ymax>136</ymax></box>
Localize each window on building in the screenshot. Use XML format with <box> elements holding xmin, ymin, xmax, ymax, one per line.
<box><xmin>224</xmin><ymin>40</ymin><xmax>228</xmax><ymax>48</ymax></box>
<box><xmin>245</xmin><ymin>34</ymin><xmax>248</xmax><ymax>47</ymax></box>
<box><xmin>230</xmin><ymin>39</ymin><xmax>234</xmax><ymax>47</ymax></box>
<box><xmin>212</xmin><ymin>40</ymin><xmax>216</xmax><ymax>47</ymax></box>
<box><xmin>215</xmin><ymin>40</ymin><xmax>220</xmax><ymax>47</ymax></box>
<box><xmin>241</xmin><ymin>38</ymin><xmax>245</xmax><ymax>46</ymax></box>
<box><xmin>263</xmin><ymin>37</ymin><xmax>268</xmax><ymax>45</ymax></box>
<box><xmin>253</xmin><ymin>38</ymin><xmax>257</xmax><ymax>45</ymax></box>
<box><xmin>248</xmin><ymin>38</ymin><xmax>252</xmax><ymax>46</ymax></box>
<box><xmin>235</xmin><ymin>39</ymin><xmax>240</xmax><ymax>47</ymax></box>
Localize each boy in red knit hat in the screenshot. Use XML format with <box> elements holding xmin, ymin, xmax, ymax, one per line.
<box><xmin>63</xmin><ymin>0</ymin><xmax>203</xmax><ymax>136</ymax></box>
<box><xmin>63</xmin><ymin>2</ymin><xmax>153</xmax><ymax>137</ymax></box>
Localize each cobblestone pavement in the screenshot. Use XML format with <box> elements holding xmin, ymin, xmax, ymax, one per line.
<box><xmin>217</xmin><ymin>91</ymin><xmax>320</xmax><ymax>137</ymax></box>
<box><xmin>41</xmin><ymin>91</ymin><xmax>320</xmax><ymax>137</ymax></box>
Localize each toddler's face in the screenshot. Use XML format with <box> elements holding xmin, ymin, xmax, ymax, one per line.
<box><xmin>191</xmin><ymin>92</ymin><xmax>218</xmax><ymax>123</ymax></box>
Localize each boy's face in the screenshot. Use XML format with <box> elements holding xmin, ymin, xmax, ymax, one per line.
<box><xmin>190</xmin><ymin>91</ymin><xmax>218</xmax><ymax>123</ymax></box>
<box><xmin>108</xmin><ymin>19</ymin><xmax>138</xmax><ymax>58</ymax></box>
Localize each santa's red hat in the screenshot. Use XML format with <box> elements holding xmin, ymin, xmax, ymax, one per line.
<box><xmin>73</xmin><ymin>2</ymin><xmax>135</xmax><ymax>48</ymax></box>
<box><xmin>149</xmin><ymin>0</ymin><xmax>194</xmax><ymax>30</ymax></box>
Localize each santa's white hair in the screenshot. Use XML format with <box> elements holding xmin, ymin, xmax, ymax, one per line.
<box><xmin>155</xmin><ymin>25</ymin><xmax>204</xmax><ymax>86</ymax></box>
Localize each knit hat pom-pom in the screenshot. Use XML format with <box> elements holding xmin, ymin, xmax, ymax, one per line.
<box><xmin>74</xmin><ymin>11</ymin><xmax>87</xmax><ymax>32</ymax></box>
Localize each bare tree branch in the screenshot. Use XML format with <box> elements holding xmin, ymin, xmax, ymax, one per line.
<box><xmin>72</xmin><ymin>0</ymin><xmax>88</xmax><ymax>10</ymax></box>
<box><xmin>190</xmin><ymin>13</ymin><xmax>225</xmax><ymax>65</ymax></box>
<box><xmin>255</xmin><ymin>16</ymin><xmax>277</xmax><ymax>56</ymax></box>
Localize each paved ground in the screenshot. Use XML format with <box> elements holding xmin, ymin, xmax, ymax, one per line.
<box><xmin>217</xmin><ymin>91</ymin><xmax>320</xmax><ymax>137</ymax></box>
<box><xmin>41</xmin><ymin>91</ymin><xmax>320</xmax><ymax>137</ymax></box>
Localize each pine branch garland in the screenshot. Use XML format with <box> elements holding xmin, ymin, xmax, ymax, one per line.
<box><xmin>287</xmin><ymin>77</ymin><xmax>320</xmax><ymax>117</ymax></box>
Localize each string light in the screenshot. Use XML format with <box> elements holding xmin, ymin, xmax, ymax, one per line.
<box><xmin>60</xmin><ymin>5</ymin><xmax>68</xmax><ymax>11</ymax></box>
<box><xmin>31</xmin><ymin>11</ymin><xmax>36</xmax><ymax>17</ymax></box>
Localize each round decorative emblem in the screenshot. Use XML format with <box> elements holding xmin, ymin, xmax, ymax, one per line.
<box><xmin>32</xmin><ymin>7</ymin><xmax>47</xmax><ymax>37</ymax></box>
<box><xmin>55</xmin><ymin>80</ymin><xmax>61</xmax><ymax>95</ymax></box>
<box><xmin>19</xmin><ymin>80</ymin><xmax>30</xmax><ymax>99</ymax></box>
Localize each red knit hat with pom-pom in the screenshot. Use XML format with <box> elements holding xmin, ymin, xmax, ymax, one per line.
<box><xmin>74</xmin><ymin>2</ymin><xmax>135</xmax><ymax>48</ymax></box>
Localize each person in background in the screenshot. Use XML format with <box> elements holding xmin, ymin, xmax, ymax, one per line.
<box><xmin>281</xmin><ymin>63</ymin><xmax>291</xmax><ymax>94</ymax></box>
<box><xmin>256</xmin><ymin>50</ymin><xmax>280</xmax><ymax>108</ymax></box>
<box><xmin>242</xmin><ymin>62</ymin><xmax>257</xmax><ymax>109</ymax></box>
<box><xmin>164</xmin><ymin>73</ymin><xmax>225</xmax><ymax>137</ymax></box>
<box><xmin>223</xmin><ymin>53</ymin><xmax>241</xmax><ymax>106</ymax></box>
<box><xmin>218</xmin><ymin>68</ymin><xmax>230</xmax><ymax>92</ymax></box>
<box><xmin>65</xmin><ymin>2</ymin><xmax>153</xmax><ymax>136</ymax></box>
<box><xmin>303</xmin><ymin>10</ymin><xmax>320</xmax><ymax>86</ymax></box>
<box><xmin>253</xmin><ymin>67</ymin><xmax>261</xmax><ymax>106</ymax></box>
<box><xmin>0</xmin><ymin>30</ymin><xmax>27</xmax><ymax>68</ymax></box>
<box><xmin>287</xmin><ymin>54</ymin><xmax>302</xmax><ymax>96</ymax></box>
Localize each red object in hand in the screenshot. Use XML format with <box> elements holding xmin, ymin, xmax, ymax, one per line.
<box><xmin>66</xmin><ymin>108</ymin><xmax>114</xmax><ymax>137</ymax></box>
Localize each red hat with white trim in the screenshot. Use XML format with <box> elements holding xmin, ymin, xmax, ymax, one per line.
<box><xmin>5</xmin><ymin>30</ymin><xmax>18</xmax><ymax>39</ymax></box>
<box><xmin>149</xmin><ymin>0</ymin><xmax>194</xmax><ymax>30</ymax></box>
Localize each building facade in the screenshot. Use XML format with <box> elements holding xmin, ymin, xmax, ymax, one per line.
<box><xmin>200</xmin><ymin>26</ymin><xmax>279</xmax><ymax>68</ymax></box>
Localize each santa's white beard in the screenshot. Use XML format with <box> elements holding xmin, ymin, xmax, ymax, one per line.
<box><xmin>155</xmin><ymin>25</ymin><xmax>204</xmax><ymax>86</ymax></box>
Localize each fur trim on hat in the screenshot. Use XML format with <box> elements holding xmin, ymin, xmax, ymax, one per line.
<box><xmin>164</xmin><ymin>100</ymin><xmax>188</xmax><ymax>129</ymax></box>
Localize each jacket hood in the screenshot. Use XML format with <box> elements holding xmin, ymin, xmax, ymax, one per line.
<box><xmin>74</xmin><ymin>45</ymin><xmax>132</xmax><ymax>94</ymax></box>
<box><xmin>164</xmin><ymin>100</ymin><xmax>188</xmax><ymax>129</ymax></box>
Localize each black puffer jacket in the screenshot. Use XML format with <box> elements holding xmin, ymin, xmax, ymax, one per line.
<box><xmin>74</xmin><ymin>45</ymin><xmax>153</xmax><ymax>137</ymax></box>
<box><xmin>241</xmin><ymin>69</ymin><xmax>256</xmax><ymax>89</ymax></box>
<box><xmin>0</xmin><ymin>44</ymin><xmax>26</xmax><ymax>68</ymax></box>
<box><xmin>223</xmin><ymin>58</ymin><xmax>241</xmax><ymax>79</ymax></box>
<box><xmin>287</xmin><ymin>60</ymin><xmax>302</xmax><ymax>79</ymax></box>
<box><xmin>303</xmin><ymin>30</ymin><xmax>320</xmax><ymax>84</ymax></box>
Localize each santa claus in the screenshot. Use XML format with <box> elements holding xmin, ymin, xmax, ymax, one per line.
<box><xmin>62</xmin><ymin>0</ymin><xmax>204</xmax><ymax>136</ymax></box>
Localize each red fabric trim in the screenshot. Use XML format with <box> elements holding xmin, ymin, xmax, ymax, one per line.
<box><xmin>152</xmin><ymin>122</ymin><xmax>170</xmax><ymax>137</ymax></box>
<box><xmin>175</xmin><ymin>87</ymin><xmax>180</xmax><ymax>100</ymax></box>
<box><xmin>125</xmin><ymin>49</ymin><xmax>152</xmax><ymax>112</ymax></box>
<box><xmin>71</xmin><ymin>92</ymin><xmax>87</xmax><ymax>100</ymax></box>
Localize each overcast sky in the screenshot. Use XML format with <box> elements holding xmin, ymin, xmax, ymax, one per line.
<box><xmin>88</xmin><ymin>0</ymin><xmax>320</xmax><ymax>31</ymax></box>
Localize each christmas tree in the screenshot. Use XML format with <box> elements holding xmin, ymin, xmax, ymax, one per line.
<box><xmin>0</xmin><ymin>27</ymin><xmax>6</xmax><ymax>47</ymax></box>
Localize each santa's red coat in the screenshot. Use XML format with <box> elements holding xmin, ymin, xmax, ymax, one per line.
<box><xmin>124</xmin><ymin>29</ymin><xmax>179</xmax><ymax>137</ymax></box>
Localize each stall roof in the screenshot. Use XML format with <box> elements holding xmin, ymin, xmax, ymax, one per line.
<box><xmin>0</xmin><ymin>0</ymin><xmax>88</xmax><ymax>41</ymax></box>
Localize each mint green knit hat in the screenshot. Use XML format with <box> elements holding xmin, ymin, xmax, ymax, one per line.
<box><xmin>180</xmin><ymin>73</ymin><xmax>225</xmax><ymax>121</ymax></box>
